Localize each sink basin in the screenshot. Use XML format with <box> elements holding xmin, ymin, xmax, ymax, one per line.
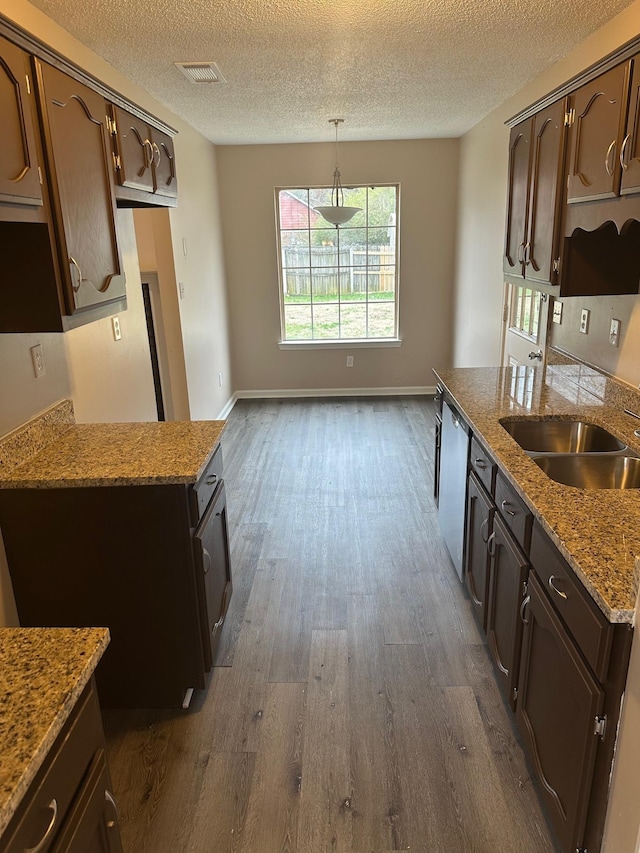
<box><xmin>501</xmin><ymin>418</ymin><xmax>626</xmax><ymax>453</ymax></box>
<box><xmin>534</xmin><ymin>454</ymin><xmax>640</xmax><ymax>489</ymax></box>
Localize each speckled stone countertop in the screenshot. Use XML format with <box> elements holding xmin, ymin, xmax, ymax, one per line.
<box><xmin>0</xmin><ymin>420</ymin><xmax>226</xmax><ymax>489</ymax></box>
<box><xmin>0</xmin><ymin>628</ymin><xmax>109</xmax><ymax>837</ymax></box>
<box><xmin>434</xmin><ymin>365</ymin><xmax>640</xmax><ymax>624</ymax></box>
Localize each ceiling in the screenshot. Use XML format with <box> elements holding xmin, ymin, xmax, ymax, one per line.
<box><xmin>28</xmin><ymin>0</ymin><xmax>635</xmax><ymax>145</ymax></box>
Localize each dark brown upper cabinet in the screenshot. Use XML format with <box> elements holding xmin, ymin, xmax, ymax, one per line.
<box><xmin>110</xmin><ymin>104</ymin><xmax>178</xmax><ymax>206</ymax></box>
<box><xmin>0</xmin><ymin>34</ymin><xmax>42</xmax><ymax>209</ymax></box>
<box><xmin>620</xmin><ymin>55</ymin><xmax>640</xmax><ymax>194</ymax></box>
<box><xmin>35</xmin><ymin>59</ymin><xmax>125</xmax><ymax>314</ymax></box>
<box><xmin>566</xmin><ymin>62</ymin><xmax>630</xmax><ymax>203</ymax></box>
<box><xmin>503</xmin><ymin>100</ymin><xmax>567</xmax><ymax>285</ymax></box>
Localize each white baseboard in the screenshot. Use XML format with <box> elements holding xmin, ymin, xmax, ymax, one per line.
<box><xmin>234</xmin><ymin>386</ymin><xmax>436</xmax><ymax>400</ymax></box>
<box><xmin>217</xmin><ymin>393</ymin><xmax>239</xmax><ymax>419</ymax></box>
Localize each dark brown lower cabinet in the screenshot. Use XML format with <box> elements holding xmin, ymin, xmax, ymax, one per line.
<box><xmin>485</xmin><ymin>512</ymin><xmax>528</xmax><ymax>709</ymax></box>
<box><xmin>193</xmin><ymin>481</ymin><xmax>233</xmax><ymax>671</ymax></box>
<box><xmin>516</xmin><ymin>571</ymin><xmax>604</xmax><ymax>853</ymax></box>
<box><xmin>464</xmin><ymin>471</ymin><xmax>494</xmax><ymax>631</ymax></box>
<box><xmin>2</xmin><ymin>679</ymin><xmax>122</xmax><ymax>853</ymax></box>
<box><xmin>0</xmin><ymin>460</ymin><xmax>232</xmax><ymax>709</ymax></box>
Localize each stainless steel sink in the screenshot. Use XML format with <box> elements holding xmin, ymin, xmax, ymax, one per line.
<box><xmin>534</xmin><ymin>454</ymin><xmax>640</xmax><ymax>489</ymax></box>
<box><xmin>500</xmin><ymin>418</ymin><xmax>626</xmax><ymax>453</ymax></box>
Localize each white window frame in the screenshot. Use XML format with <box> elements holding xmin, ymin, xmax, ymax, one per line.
<box><xmin>275</xmin><ymin>184</ymin><xmax>401</xmax><ymax>348</ymax></box>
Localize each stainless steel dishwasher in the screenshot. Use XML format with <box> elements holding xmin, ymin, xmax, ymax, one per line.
<box><xmin>437</xmin><ymin>398</ymin><xmax>469</xmax><ymax>581</ymax></box>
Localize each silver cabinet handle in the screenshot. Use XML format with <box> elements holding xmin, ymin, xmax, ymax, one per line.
<box><xmin>25</xmin><ymin>798</ymin><xmax>58</xmax><ymax>853</ymax></box>
<box><xmin>520</xmin><ymin>594</ymin><xmax>531</xmax><ymax>624</ymax></box>
<box><xmin>501</xmin><ymin>500</ymin><xmax>517</xmax><ymax>517</ymax></box>
<box><xmin>69</xmin><ymin>256</ymin><xmax>83</xmax><ymax>292</ymax></box>
<box><xmin>202</xmin><ymin>547</ymin><xmax>211</xmax><ymax>574</ymax></box>
<box><xmin>212</xmin><ymin>615</ymin><xmax>224</xmax><ymax>633</ymax></box>
<box><xmin>486</xmin><ymin>531</ymin><xmax>496</xmax><ymax>557</ymax></box>
<box><xmin>620</xmin><ymin>132</ymin><xmax>631</xmax><ymax>170</ymax></box>
<box><xmin>143</xmin><ymin>139</ymin><xmax>154</xmax><ymax>168</ymax></box>
<box><xmin>517</xmin><ymin>242</ymin><xmax>525</xmax><ymax>263</ymax></box>
<box><xmin>605</xmin><ymin>139</ymin><xmax>617</xmax><ymax>176</ymax></box>
<box><xmin>205</xmin><ymin>473</ymin><xmax>218</xmax><ymax>485</ymax></box>
<box><xmin>480</xmin><ymin>517</ymin><xmax>489</xmax><ymax>544</ymax></box>
<box><xmin>524</xmin><ymin>242</ymin><xmax>531</xmax><ymax>266</ymax></box>
<box><xmin>104</xmin><ymin>789</ymin><xmax>119</xmax><ymax>830</ymax></box>
<box><xmin>474</xmin><ymin>458</ymin><xmax>487</xmax><ymax>469</ymax></box>
<box><xmin>548</xmin><ymin>575</ymin><xmax>568</xmax><ymax>600</ymax></box>
<box><xmin>152</xmin><ymin>142</ymin><xmax>161</xmax><ymax>167</ymax></box>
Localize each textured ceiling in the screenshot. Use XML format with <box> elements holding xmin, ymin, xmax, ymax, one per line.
<box><xmin>27</xmin><ymin>0</ymin><xmax>636</xmax><ymax>144</ymax></box>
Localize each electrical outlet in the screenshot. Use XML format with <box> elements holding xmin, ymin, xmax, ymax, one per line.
<box><xmin>609</xmin><ymin>318</ymin><xmax>621</xmax><ymax>347</ymax></box>
<box><xmin>579</xmin><ymin>308</ymin><xmax>590</xmax><ymax>334</ymax></box>
<box><xmin>346</xmin><ymin>356</ymin><xmax>354</xmax><ymax>367</ymax></box>
<box><xmin>552</xmin><ymin>302</ymin><xmax>563</xmax><ymax>324</ymax></box>
<box><xmin>30</xmin><ymin>344</ymin><xmax>46</xmax><ymax>378</ymax></box>
<box><xmin>178</xmin><ymin>281</ymin><xmax>185</xmax><ymax>299</ymax></box>
<box><xmin>112</xmin><ymin>316</ymin><xmax>122</xmax><ymax>341</ymax></box>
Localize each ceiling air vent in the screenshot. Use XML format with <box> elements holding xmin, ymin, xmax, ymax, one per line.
<box><xmin>174</xmin><ymin>62</ymin><xmax>226</xmax><ymax>84</ymax></box>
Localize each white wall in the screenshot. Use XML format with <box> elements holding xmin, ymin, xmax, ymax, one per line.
<box><xmin>217</xmin><ymin>139</ymin><xmax>459</xmax><ymax>393</ymax></box>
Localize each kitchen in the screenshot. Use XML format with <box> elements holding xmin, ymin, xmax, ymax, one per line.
<box><xmin>1</xmin><ymin>0</ymin><xmax>640</xmax><ymax>849</ymax></box>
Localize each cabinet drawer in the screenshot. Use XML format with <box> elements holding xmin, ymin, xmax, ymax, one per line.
<box><xmin>190</xmin><ymin>444</ymin><xmax>224</xmax><ymax>523</ymax></box>
<box><xmin>495</xmin><ymin>470</ymin><xmax>532</xmax><ymax>553</ymax></box>
<box><xmin>469</xmin><ymin>436</ymin><xmax>496</xmax><ymax>496</ymax></box>
<box><xmin>3</xmin><ymin>680</ymin><xmax>104</xmax><ymax>853</ymax></box>
<box><xmin>530</xmin><ymin>523</ymin><xmax>613</xmax><ymax>680</ymax></box>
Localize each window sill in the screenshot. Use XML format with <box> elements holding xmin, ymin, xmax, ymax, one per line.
<box><xmin>278</xmin><ymin>339</ymin><xmax>402</xmax><ymax>350</ymax></box>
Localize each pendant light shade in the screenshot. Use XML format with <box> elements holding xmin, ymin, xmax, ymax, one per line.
<box><xmin>314</xmin><ymin>119</ymin><xmax>361</xmax><ymax>227</ymax></box>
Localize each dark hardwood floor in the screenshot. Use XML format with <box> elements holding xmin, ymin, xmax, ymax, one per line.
<box><xmin>104</xmin><ymin>396</ymin><xmax>558</xmax><ymax>853</ymax></box>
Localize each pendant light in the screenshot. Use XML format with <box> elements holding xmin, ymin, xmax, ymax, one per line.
<box><xmin>314</xmin><ymin>119</ymin><xmax>361</xmax><ymax>227</ymax></box>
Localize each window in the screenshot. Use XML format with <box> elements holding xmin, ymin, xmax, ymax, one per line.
<box><xmin>276</xmin><ymin>185</ymin><xmax>399</xmax><ymax>343</ymax></box>
<box><xmin>509</xmin><ymin>284</ymin><xmax>542</xmax><ymax>340</ymax></box>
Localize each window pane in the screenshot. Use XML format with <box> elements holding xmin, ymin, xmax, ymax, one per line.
<box><xmin>309</xmin><ymin>188</ymin><xmax>334</xmax><ymax>228</ymax></box>
<box><xmin>368</xmin><ymin>269</ymin><xmax>395</xmax><ymax>300</ymax></box>
<box><xmin>281</xmin><ymin>231</ymin><xmax>310</xmax><ymax>268</ymax></box>
<box><xmin>368</xmin><ymin>302</ymin><xmax>395</xmax><ymax>337</ymax></box>
<box><xmin>367</xmin><ymin>186</ymin><xmax>397</xmax><ymax>228</ymax></box>
<box><xmin>368</xmin><ymin>227</ymin><xmax>391</xmax><ymax>248</ymax></box>
<box><xmin>339</xmin><ymin>228</ymin><xmax>367</xmax><ymax>254</ymax></box>
<box><xmin>279</xmin><ymin>189</ymin><xmax>310</xmax><ymax>230</ymax></box>
<box><xmin>311</xmin><ymin>267</ymin><xmax>339</xmax><ymax>299</ymax></box>
<box><xmin>310</xmin><ymin>241</ymin><xmax>339</xmax><ymax>267</ymax></box>
<box><xmin>282</xmin><ymin>269</ymin><xmax>311</xmax><ymax>300</ymax></box>
<box><xmin>340</xmin><ymin>304</ymin><xmax>367</xmax><ymax>338</ymax></box>
<box><xmin>340</xmin><ymin>187</ymin><xmax>366</xmax><ymax>228</ymax></box>
<box><xmin>313</xmin><ymin>304</ymin><xmax>340</xmax><ymax>339</ymax></box>
<box><xmin>341</xmin><ymin>266</ymin><xmax>366</xmax><ymax>298</ymax></box>
<box><xmin>284</xmin><ymin>304</ymin><xmax>312</xmax><ymax>339</ymax></box>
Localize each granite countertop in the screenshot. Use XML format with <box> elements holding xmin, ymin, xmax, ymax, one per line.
<box><xmin>434</xmin><ymin>365</ymin><xmax>640</xmax><ymax>624</ymax></box>
<box><xmin>0</xmin><ymin>628</ymin><xmax>109</xmax><ymax>837</ymax></box>
<box><xmin>0</xmin><ymin>420</ymin><xmax>226</xmax><ymax>489</ymax></box>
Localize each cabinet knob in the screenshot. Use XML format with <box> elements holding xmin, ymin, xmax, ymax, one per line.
<box><xmin>25</xmin><ymin>799</ymin><xmax>58</xmax><ymax>853</ymax></box>
<box><xmin>474</xmin><ymin>458</ymin><xmax>487</xmax><ymax>469</ymax></box>
<box><xmin>205</xmin><ymin>473</ymin><xmax>218</xmax><ymax>485</ymax></box>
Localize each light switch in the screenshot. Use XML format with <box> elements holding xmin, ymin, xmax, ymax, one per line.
<box><xmin>610</xmin><ymin>318</ymin><xmax>621</xmax><ymax>347</ymax></box>
<box><xmin>552</xmin><ymin>302</ymin><xmax>563</xmax><ymax>324</ymax></box>
<box><xmin>112</xmin><ymin>316</ymin><xmax>122</xmax><ymax>341</ymax></box>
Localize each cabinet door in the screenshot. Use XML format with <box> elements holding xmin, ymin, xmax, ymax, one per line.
<box><xmin>35</xmin><ymin>61</ymin><xmax>125</xmax><ymax>312</ymax></box>
<box><xmin>51</xmin><ymin>751</ymin><xmax>123</xmax><ymax>853</ymax></box>
<box><xmin>464</xmin><ymin>471</ymin><xmax>494</xmax><ymax>631</ymax></box>
<box><xmin>193</xmin><ymin>481</ymin><xmax>233</xmax><ymax>670</ymax></box>
<box><xmin>150</xmin><ymin>128</ymin><xmax>177</xmax><ymax>198</ymax></box>
<box><xmin>567</xmin><ymin>62</ymin><xmax>630</xmax><ymax>202</ymax></box>
<box><xmin>620</xmin><ymin>55</ymin><xmax>640</xmax><ymax>194</ymax></box>
<box><xmin>485</xmin><ymin>513</ymin><xmax>528</xmax><ymax>708</ymax></box>
<box><xmin>111</xmin><ymin>105</ymin><xmax>154</xmax><ymax>193</ymax></box>
<box><xmin>0</xmin><ymin>36</ymin><xmax>42</xmax><ymax>206</ymax></box>
<box><xmin>525</xmin><ymin>99</ymin><xmax>567</xmax><ymax>284</ymax></box>
<box><xmin>503</xmin><ymin>118</ymin><xmax>531</xmax><ymax>277</ymax></box>
<box><xmin>516</xmin><ymin>572</ymin><xmax>604</xmax><ymax>853</ymax></box>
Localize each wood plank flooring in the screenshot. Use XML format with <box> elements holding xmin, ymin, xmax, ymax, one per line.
<box><xmin>104</xmin><ymin>397</ymin><xmax>559</xmax><ymax>853</ymax></box>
